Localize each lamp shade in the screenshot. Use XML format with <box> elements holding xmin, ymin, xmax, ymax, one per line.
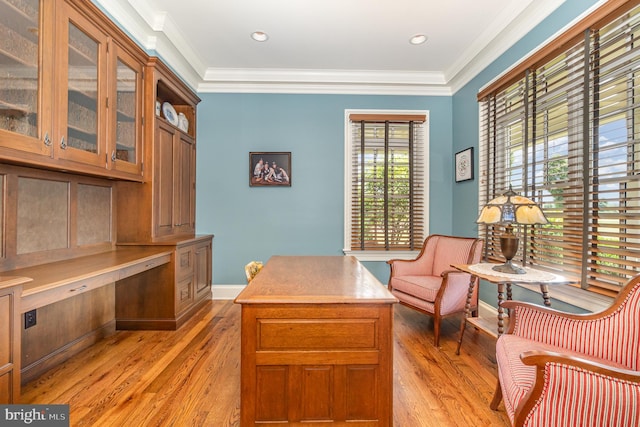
<box><xmin>477</xmin><ymin>187</ymin><xmax>548</xmax><ymax>226</ymax></box>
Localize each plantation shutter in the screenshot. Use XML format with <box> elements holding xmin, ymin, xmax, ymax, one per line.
<box><xmin>349</xmin><ymin>114</ymin><xmax>426</xmax><ymax>251</ymax></box>
<box><xmin>479</xmin><ymin>1</ymin><xmax>640</xmax><ymax>294</ymax></box>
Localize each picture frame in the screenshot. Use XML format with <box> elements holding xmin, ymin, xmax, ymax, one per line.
<box><xmin>455</xmin><ymin>147</ymin><xmax>474</xmax><ymax>182</ymax></box>
<box><xmin>249</xmin><ymin>152</ymin><xmax>292</xmax><ymax>187</ymax></box>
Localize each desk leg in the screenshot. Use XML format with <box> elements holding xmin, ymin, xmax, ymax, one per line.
<box><xmin>540</xmin><ymin>284</ymin><xmax>551</xmax><ymax>306</ymax></box>
<box><xmin>456</xmin><ymin>277</ymin><xmax>476</xmax><ymax>355</ymax></box>
<box><xmin>497</xmin><ymin>283</ymin><xmax>506</xmax><ymax>335</ymax></box>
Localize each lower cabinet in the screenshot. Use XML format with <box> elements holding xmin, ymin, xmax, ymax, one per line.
<box><xmin>115</xmin><ymin>235</ymin><xmax>213</xmax><ymax>330</ymax></box>
<box><xmin>0</xmin><ymin>281</ymin><xmax>25</xmax><ymax>403</ymax></box>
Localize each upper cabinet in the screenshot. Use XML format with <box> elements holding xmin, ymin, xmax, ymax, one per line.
<box><xmin>116</xmin><ymin>58</ymin><xmax>200</xmax><ymax>242</ymax></box>
<box><xmin>0</xmin><ymin>0</ymin><xmax>146</xmax><ymax>181</ymax></box>
<box><xmin>0</xmin><ymin>0</ymin><xmax>54</xmax><ymax>158</ymax></box>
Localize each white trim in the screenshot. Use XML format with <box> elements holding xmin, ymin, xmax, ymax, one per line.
<box><xmin>93</xmin><ymin>0</ymin><xmax>567</xmax><ymax>96</ymax></box>
<box><xmin>343</xmin><ymin>110</ymin><xmax>429</xmax><ymax>257</ymax></box>
<box><xmin>478</xmin><ymin>0</ymin><xmax>608</xmax><ymax>95</ymax></box>
<box><xmin>344</xmin><ymin>250</ymin><xmax>420</xmax><ymax>262</ymax></box>
<box><xmin>212</xmin><ymin>284</ymin><xmax>245</xmax><ymax>300</ymax></box>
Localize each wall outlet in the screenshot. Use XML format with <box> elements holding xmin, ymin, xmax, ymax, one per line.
<box><xmin>24</xmin><ymin>309</ymin><xmax>37</xmax><ymax>329</ymax></box>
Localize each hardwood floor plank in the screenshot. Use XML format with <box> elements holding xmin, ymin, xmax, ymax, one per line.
<box><xmin>22</xmin><ymin>300</ymin><xmax>510</xmax><ymax>426</ymax></box>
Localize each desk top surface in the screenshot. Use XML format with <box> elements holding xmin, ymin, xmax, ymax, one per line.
<box><xmin>12</xmin><ymin>246</ymin><xmax>173</xmax><ymax>296</ymax></box>
<box><xmin>235</xmin><ymin>256</ymin><xmax>398</xmax><ymax>305</ymax></box>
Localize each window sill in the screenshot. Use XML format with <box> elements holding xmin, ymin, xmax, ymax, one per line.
<box><xmin>343</xmin><ymin>250</ymin><xmax>420</xmax><ymax>262</ymax></box>
<box><xmin>514</xmin><ymin>282</ymin><xmax>614</xmax><ymax>313</ymax></box>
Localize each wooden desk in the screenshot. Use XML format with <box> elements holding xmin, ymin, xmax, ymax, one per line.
<box><xmin>234</xmin><ymin>256</ymin><xmax>397</xmax><ymax>426</ymax></box>
<box><xmin>452</xmin><ymin>263</ymin><xmax>577</xmax><ymax>354</ymax></box>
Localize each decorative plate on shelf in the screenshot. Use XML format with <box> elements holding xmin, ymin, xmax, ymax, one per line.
<box><xmin>178</xmin><ymin>112</ymin><xmax>189</xmax><ymax>133</ymax></box>
<box><xmin>162</xmin><ymin>102</ymin><xmax>179</xmax><ymax>126</ymax></box>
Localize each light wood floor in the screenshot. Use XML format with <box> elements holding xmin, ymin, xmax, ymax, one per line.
<box><xmin>21</xmin><ymin>300</ymin><xmax>511</xmax><ymax>426</ymax></box>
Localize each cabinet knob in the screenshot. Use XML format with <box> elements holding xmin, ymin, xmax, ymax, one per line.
<box><xmin>111</xmin><ymin>151</ymin><xmax>117</xmax><ymax>162</ymax></box>
<box><xmin>43</xmin><ymin>132</ymin><xmax>52</xmax><ymax>146</ymax></box>
<box><xmin>60</xmin><ymin>136</ymin><xmax>67</xmax><ymax>149</ymax></box>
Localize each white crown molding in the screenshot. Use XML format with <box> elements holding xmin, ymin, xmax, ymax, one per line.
<box><xmin>93</xmin><ymin>0</ymin><xmax>569</xmax><ymax>96</ymax></box>
<box><xmin>447</xmin><ymin>0</ymin><xmax>566</xmax><ymax>93</ymax></box>
<box><xmin>478</xmin><ymin>0</ymin><xmax>607</xmax><ymax>95</ymax></box>
<box><xmin>199</xmin><ymin>68</ymin><xmax>451</xmax><ymax>95</ymax></box>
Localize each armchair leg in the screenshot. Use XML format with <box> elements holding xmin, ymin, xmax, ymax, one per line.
<box><xmin>433</xmin><ymin>318</ymin><xmax>441</xmax><ymax>347</ymax></box>
<box><xmin>490</xmin><ymin>380</ymin><xmax>503</xmax><ymax>411</ymax></box>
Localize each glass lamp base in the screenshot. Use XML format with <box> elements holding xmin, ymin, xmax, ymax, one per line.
<box><xmin>492</xmin><ymin>260</ymin><xmax>526</xmax><ymax>275</ymax></box>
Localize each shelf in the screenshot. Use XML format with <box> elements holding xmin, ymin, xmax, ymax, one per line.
<box><xmin>0</xmin><ymin>0</ymin><xmax>38</xmax><ymax>33</ymax></box>
<box><xmin>0</xmin><ymin>21</ymin><xmax>38</xmax><ymax>68</ymax></box>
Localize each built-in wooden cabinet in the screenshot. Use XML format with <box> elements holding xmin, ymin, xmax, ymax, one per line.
<box><xmin>116</xmin><ymin>236</ymin><xmax>212</xmax><ymax>330</ymax></box>
<box><xmin>0</xmin><ymin>278</ymin><xmax>29</xmax><ymax>404</ymax></box>
<box><xmin>117</xmin><ymin>57</ymin><xmax>200</xmax><ymax>242</ymax></box>
<box><xmin>0</xmin><ymin>0</ymin><xmax>145</xmax><ymax>181</ymax></box>
<box><xmin>154</xmin><ymin>121</ymin><xmax>196</xmax><ymax>238</ymax></box>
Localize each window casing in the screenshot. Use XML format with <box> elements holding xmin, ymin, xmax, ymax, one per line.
<box><xmin>344</xmin><ymin>110</ymin><xmax>429</xmax><ymax>261</ymax></box>
<box><xmin>479</xmin><ymin>3</ymin><xmax>640</xmax><ymax>295</ymax></box>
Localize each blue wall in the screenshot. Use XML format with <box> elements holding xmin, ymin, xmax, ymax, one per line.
<box><xmin>194</xmin><ymin>0</ymin><xmax>601</xmax><ymax>309</ymax></box>
<box><xmin>196</xmin><ymin>94</ymin><xmax>453</xmax><ymax>285</ymax></box>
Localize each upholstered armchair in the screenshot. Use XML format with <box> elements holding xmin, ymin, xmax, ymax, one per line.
<box><xmin>387</xmin><ymin>234</ymin><xmax>483</xmax><ymax>346</ymax></box>
<box><xmin>492</xmin><ymin>274</ymin><xmax>640</xmax><ymax>427</ymax></box>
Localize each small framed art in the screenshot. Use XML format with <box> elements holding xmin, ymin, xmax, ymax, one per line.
<box><xmin>455</xmin><ymin>147</ymin><xmax>474</xmax><ymax>182</ymax></box>
<box><xmin>249</xmin><ymin>152</ymin><xmax>291</xmax><ymax>187</ymax></box>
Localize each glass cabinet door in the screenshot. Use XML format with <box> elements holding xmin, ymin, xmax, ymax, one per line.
<box><xmin>0</xmin><ymin>0</ymin><xmax>53</xmax><ymax>156</ymax></box>
<box><xmin>56</xmin><ymin>0</ymin><xmax>107</xmax><ymax>167</ymax></box>
<box><xmin>110</xmin><ymin>45</ymin><xmax>142</xmax><ymax>176</ymax></box>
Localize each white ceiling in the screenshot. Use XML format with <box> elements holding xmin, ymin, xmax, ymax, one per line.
<box><xmin>96</xmin><ymin>0</ymin><xmax>569</xmax><ymax>95</ymax></box>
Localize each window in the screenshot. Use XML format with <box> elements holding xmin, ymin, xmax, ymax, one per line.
<box><xmin>479</xmin><ymin>3</ymin><xmax>640</xmax><ymax>295</ymax></box>
<box><xmin>344</xmin><ymin>110</ymin><xmax>429</xmax><ymax>261</ymax></box>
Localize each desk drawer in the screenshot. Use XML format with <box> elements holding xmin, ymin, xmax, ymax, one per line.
<box><xmin>176</xmin><ymin>276</ymin><xmax>194</xmax><ymax>313</ymax></box>
<box><xmin>118</xmin><ymin>254</ymin><xmax>171</xmax><ymax>280</ymax></box>
<box><xmin>257</xmin><ymin>319</ymin><xmax>378</xmax><ymax>351</ymax></box>
<box><xmin>176</xmin><ymin>246</ymin><xmax>194</xmax><ymax>278</ymax></box>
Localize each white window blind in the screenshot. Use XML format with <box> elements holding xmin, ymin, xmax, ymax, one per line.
<box><xmin>344</xmin><ymin>111</ymin><xmax>428</xmax><ymax>259</ymax></box>
<box><xmin>479</xmin><ymin>3</ymin><xmax>640</xmax><ymax>294</ymax></box>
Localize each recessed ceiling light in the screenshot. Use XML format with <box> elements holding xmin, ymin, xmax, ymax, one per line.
<box><xmin>251</xmin><ymin>31</ymin><xmax>269</xmax><ymax>42</ymax></box>
<box><xmin>409</xmin><ymin>34</ymin><xmax>427</xmax><ymax>45</ymax></box>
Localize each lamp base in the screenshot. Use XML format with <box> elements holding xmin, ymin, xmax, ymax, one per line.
<box><xmin>492</xmin><ymin>260</ymin><xmax>526</xmax><ymax>275</ymax></box>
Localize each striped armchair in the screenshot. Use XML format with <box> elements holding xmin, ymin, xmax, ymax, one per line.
<box><xmin>492</xmin><ymin>274</ymin><xmax>640</xmax><ymax>427</ymax></box>
<box><xmin>387</xmin><ymin>234</ymin><xmax>483</xmax><ymax>346</ymax></box>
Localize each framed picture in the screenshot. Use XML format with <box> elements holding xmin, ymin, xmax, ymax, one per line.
<box><xmin>250</xmin><ymin>152</ymin><xmax>292</xmax><ymax>187</ymax></box>
<box><xmin>455</xmin><ymin>147</ymin><xmax>474</xmax><ymax>182</ymax></box>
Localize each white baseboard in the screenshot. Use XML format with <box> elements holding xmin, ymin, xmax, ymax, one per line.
<box><xmin>212</xmin><ymin>284</ymin><xmax>246</xmax><ymax>300</ymax></box>
<box><xmin>478</xmin><ymin>300</ymin><xmax>498</xmax><ymax>317</ymax></box>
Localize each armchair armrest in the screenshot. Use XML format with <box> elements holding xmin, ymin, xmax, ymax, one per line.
<box><xmin>513</xmin><ymin>350</ymin><xmax>640</xmax><ymax>427</ymax></box>
<box><xmin>387</xmin><ymin>257</ymin><xmax>424</xmax><ymax>277</ymax></box>
<box><xmin>437</xmin><ymin>270</ymin><xmax>478</xmax><ymax>315</ymax></box>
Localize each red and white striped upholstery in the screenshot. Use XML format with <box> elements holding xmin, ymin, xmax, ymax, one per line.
<box><xmin>494</xmin><ymin>275</ymin><xmax>640</xmax><ymax>427</ymax></box>
<box><xmin>388</xmin><ymin>234</ymin><xmax>483</xmax><ymax>346</ymax></box>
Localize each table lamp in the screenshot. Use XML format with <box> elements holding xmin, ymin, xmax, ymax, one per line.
<box><xmin>477</xmin><ymin>185</ymin><xmax>548</xmax><ymax>274</ymax></box>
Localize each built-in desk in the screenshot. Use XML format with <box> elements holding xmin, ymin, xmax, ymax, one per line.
<box><xmin>2</xmin><ymin>247</ymin><xmax>174</xmax><ymax>394</ymax></box>
<box><xmin>235</xmin><ymin>256</ymin><xmax>397</xmax><ymax>426</ymax></box>
<box><xmin>16</xmin><ymin>247</ymin><xmax>172</xmax><ymax>313</ymax></box>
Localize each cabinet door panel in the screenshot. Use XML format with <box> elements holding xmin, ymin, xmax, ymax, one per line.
<box><xmin>194</xmin><ymin>241</ymin><xmax>211</xmax><ymax>300</ymax></box>
<box><xmin>174</xmin><ymin>134</ymin><xmax>194</xmax><ymax>234</ymax></box>
<box><xmin>55</xmin><ymin>1</ymin><xmax>107</xmax><ymax>167</ymax></box>
<box><xmin>0</xmin><ymin>0</ymin><xmax>53</xmax><ymax>157</ymax></box>
<box><xmin>154</xmin><ymin>122</ymin><xmax>175</xmax><ymax>237</ymax></box>
<box><xmin>109</xmin><ymin>44</ymin><xmax>142</xmax><ymax>176</ymax></box>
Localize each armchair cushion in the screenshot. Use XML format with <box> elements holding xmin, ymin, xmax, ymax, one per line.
<box><xmin>389</xmin><ymin>275</ymin><xmax>443</xmax><ymax>303</ymax></box>
<box><xmin>496</xmin><ymin>334</ymin><xmax>631</xmax><ymax>422</ymax></box>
